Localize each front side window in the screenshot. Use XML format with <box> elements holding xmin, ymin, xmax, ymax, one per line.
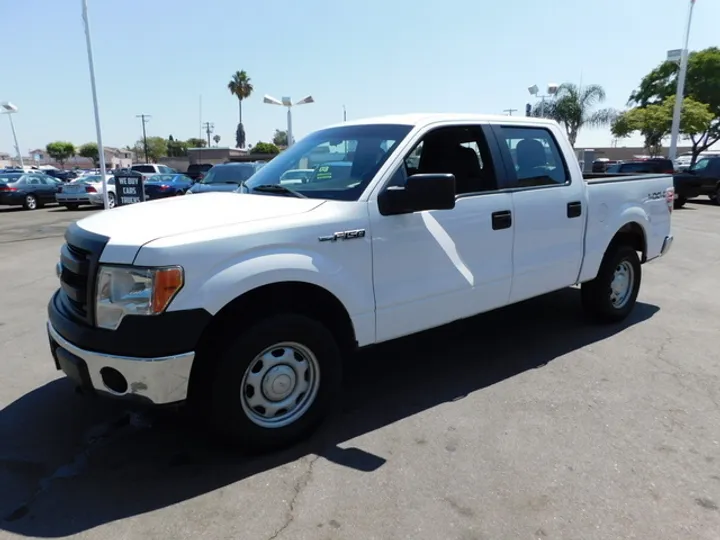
<box><xmin>500</xmin><ymin>126</ymin><xmax>569</xmax><ymax>187</ymax></box>
<box><xmin>243</xmin><ymin>124</ymin><xmax>412</xmax><ymax>201</ymax></box>
<box><xmin>388</xmin><ymin>125</ymin><xmax>497</xmax><ymax>195</ymax></box>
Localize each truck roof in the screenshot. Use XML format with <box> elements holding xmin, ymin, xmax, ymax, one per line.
<box><xmin>330</xmin><ymin>113</ymin><xmax>559</xmax><ymax>130</ymax></box>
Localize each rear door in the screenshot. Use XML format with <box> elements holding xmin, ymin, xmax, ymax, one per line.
<box><xmin>489</xmin><ymin>123</ymin><xmax>586</xmax><ymax>302</ymax></box>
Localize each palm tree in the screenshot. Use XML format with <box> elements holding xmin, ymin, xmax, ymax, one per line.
<box><xmin>532</xmin><ymin>83</ymin><xmax>616</xmax><ymax>147</ymax></box>
<box><xmin>227</xmin><ymin>70</ymin><xmax>254</xmax><ymax>148</ymax></box>
<box><xmin>213</xmin><ymin>134</ymin><xmax>221</xmax><ymax>146</ymax></box>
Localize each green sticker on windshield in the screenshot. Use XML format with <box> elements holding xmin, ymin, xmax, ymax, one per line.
<box><xmin>316</xmin><ymin>165</ymin><xmax>332</xmax><ymax>180</ymax></box>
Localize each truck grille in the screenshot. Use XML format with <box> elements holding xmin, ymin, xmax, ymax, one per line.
<box><xmin>59</xmin><ymin>242</ymin><xmax>92</xmax><ymax>321</ymax></box>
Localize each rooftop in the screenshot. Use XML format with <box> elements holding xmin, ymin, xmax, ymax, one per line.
<box><xmin>327</xmin><ymin>113</ymin><xmax>558</xmax><ymax>129</ymax></box>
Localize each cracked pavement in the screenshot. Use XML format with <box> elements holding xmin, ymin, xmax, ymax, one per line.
<box><xmin>0</xmin><ymin>202</ymin><xmax>719</xmax><ymax>539</ymax></box>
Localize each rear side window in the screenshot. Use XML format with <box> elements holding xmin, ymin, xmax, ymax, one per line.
<box><xmin>131</xmin><ymin>165</ymin><xmax>155</xmax><ymax>173</ymax></box>
<box><xmin>499</xmin><ymin>126</ymin><xmax>569</xmax><ymax>187</ymax></box>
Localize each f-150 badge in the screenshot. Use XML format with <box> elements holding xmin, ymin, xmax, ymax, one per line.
<box><xmin>318</xmin><ymin>229</ymin><xmax>366</xmax><ymax>242</ymax></box>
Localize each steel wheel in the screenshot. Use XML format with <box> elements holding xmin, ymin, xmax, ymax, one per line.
<box><xmin>610</xmin><ymin>260</ymin><xmax>634</xmax><ymax>309</ymax></box>
<box><xmin>240</xmin><ymin>341</ymin><xmax>320</xmax><ymax>429</ymax></box>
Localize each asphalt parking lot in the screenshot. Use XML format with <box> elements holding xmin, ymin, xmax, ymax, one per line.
<box><xmin>1</xmin><ymin>201</ymin><xmax>719</xmax><ymax>540</ymax></box>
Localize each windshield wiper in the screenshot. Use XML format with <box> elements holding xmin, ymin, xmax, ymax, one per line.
<box><xmin>250</xmin><ymin>184</ymin><xmax>307</xmax><ymax>198</ymax></box>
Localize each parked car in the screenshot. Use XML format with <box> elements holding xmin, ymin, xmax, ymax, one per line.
<box><xmin>187</xmin><ymin>162</ymin><xmax>264</xmax><ymax>194</ymax></box>
<box><xmin>186</xmin><ymin>163</ymin><xmax>213</xmax><ymax>182</ymax></box>
<box><xmin>131</xmin><ymin>164</ymin><xmax>177</xmax><ymax>181</ymax></box>
<box><xmin>47</xmin><ymin>113</ymin><xmax>675</xmax><ymax>453</ymax></box>
<box><xmin>56</xmin><ymin>174</ymin><xmax>116</xmax><ymax>210</ymax></box>
<box><xmin>0</xmin><ymin>172</ymin><xmax>61</xmax><ymax>210</ymax></box>
<box><xmin>672</xmin><ymin>155</ymin><xmax>720</xmax><ymax>207</ymax></box>
<box><xmin>143</xmin><ymin>174</ymin><xmax>194</xmax><ymax>200</ymax></box>
<box><xmin>45</xmin><ymin>169</ymin><xmax>79</xmax><ymax>182</ymax></box>
<box><xmin>605</xmin><ymin>158</ymin><xmax>675</xmax><ymax>175</ymax></box>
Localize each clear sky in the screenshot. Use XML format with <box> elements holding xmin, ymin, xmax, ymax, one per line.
<box><xmin>3</xmin><ymin>0</ymin><xmax>718</xmax><ymax>154</ymax></box>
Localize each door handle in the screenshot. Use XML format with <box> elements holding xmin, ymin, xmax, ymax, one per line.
<box><xmin>567</xmin><ymin>201</ymin><xmax>582</xmax><ymax>218</ymax></box>
<box><xmin>491</xmin><ymin>210</ymin><xmax>512</xmax><ymax>230</ymax></box>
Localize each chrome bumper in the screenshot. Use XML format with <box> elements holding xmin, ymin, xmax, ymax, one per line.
<box><xmin>660</xmin><ymin>234</ymin><xmax>674</xmax><ymax>257</ymax></box>
<box><xmin>47</xmin><ymin>322</ymin><xmax>194</xmax><ymax>405</ymax></box>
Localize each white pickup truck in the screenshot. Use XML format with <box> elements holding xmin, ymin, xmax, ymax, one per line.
<box><xmin>47</xmin><ymin>114</ymin><xmax>674</xmax><ymax>452</ymax></box>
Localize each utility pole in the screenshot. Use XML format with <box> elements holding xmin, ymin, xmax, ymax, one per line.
<box><xmin>136</xmin><ymin>114</ymin><xmax>151</xmax><ymax>162</ymax></box>
<box><xmin>503</xmin><ymin>108</ymin><xmax>518</xmax><ymax>116</ymax></box>
<box><xmin>202</xmin><ymin>122</ymin><xmax>214</xmax><ymax>148</ymax></box>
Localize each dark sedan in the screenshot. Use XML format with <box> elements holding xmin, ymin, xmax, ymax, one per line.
<box><xmin>143</xmin><ymin>173</ymin><xmax>194</xmax><ymax>200</ymax></box>
<box><xmin>187</xmin><ymin>162</ymin><xmax>265</xmax><ymax>194</ymax></box>
<box><xmin>0</xmin><ymin>173</ymin><xmax>61</xmax><ymax>210</ymax></box>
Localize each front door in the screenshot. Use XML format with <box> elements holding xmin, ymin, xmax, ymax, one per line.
<box><xmin>370</xmin><ymin>124</ymin><xmax>515</xmax><ymax>343</ymax></box>
<box><xmin>491</xmin><ymin>124</ymin><xmax>586</xmax><ymax>303</ymax></box>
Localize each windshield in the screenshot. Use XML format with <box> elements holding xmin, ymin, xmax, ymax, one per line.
<box><xmin>146</xmin><ymin>174</ymin><xmax>176</xmax><ymax>183</ymax></box>
<box><xmin>243</xmin><ymin>124</ymin><xmax>412</xmax><ymax>200</ymax></box>
<box><xmin>201</xmin><ymin>164</ymin><xmax>258</xmax><ymax>184</ymax></box>
<box><xmin>0</xmin><ymin>173</ymin><xmax>22</xmax><ymax>182</ymax></box>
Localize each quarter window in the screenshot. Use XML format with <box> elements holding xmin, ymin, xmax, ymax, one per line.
<box><xmin>500</xmin><ymin>126</ymin><xmax>569</xmax><ymax>187</ymax></box>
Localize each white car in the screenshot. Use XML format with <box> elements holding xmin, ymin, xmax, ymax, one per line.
<box><xmin>47</xmin><ymin>114</ymin><xmax>674</xmax><ymax>453</ymax></box>
<box><xmin>56</xmin><ymin>174</ymin><xmax>116</xmax><ymax>210</ymax></box>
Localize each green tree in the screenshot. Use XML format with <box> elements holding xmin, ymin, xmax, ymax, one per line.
<box><xmin>531</xmin><ymin>83</ymin><xmax>616</xmax><ymax>147</ymax></box>
<box><xmin>135</xmin><ymin>136</ymin><xmax>167</xmax><ymax>162</ymax></box>
<box><xmin>45</xmin><ymin>141</ymin><xmax>76</xmax><ymax>168</ymax></box>
<box><xmin>629</xmin><ymin>47</ymin><xmax>720</xmax><ymax>164</ymax></box>
<box><xmin>252</xmin><ymin>142</ymin><xmax>280</xmax><ymax>155</ymax></box>
<box><xmin>272</xmin><ymin>129</ymin><xmax>288</xmax><ymax>147</ymax></box>
<box><xmin>78</xmin><ymin>142</ymin><xmax>100</xmax><ymax>166</ymax></box>
<box><xmin>167</xmin><ymin>139</ymin><xmax>188</xmax><ymax>157</ymax></box>
<box><xmin>186</xmin><ymin>137</ymin><xmax>206</xmax><ymax>148</ymax></box>
<box><xmin>612</xmin><ymin>96</ymin><xmax>713</xmax><ymax>156</ymax></box>
<box><xmin>227</xmin><ymin>70</ymin><xmax>254</xmax><ymax>148</ymax></box>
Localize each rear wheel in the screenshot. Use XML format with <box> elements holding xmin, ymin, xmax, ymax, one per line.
<box><xmin>206</xmin><ymin>313</ymin><xmax>342</xmax><ymax>454</ymax></box>
<box><xmin>107</xmin><ymin>192</ymin><xmax>116</xmax><ymax>209</ymax></box>
<box><xmin>581</xmin><ymin>245</ymin><xmax>642</xmax><ymax>323</ymax></box>
<box><xmin>23</xmin><ymin>194</ymin><xmax>37</xmax><ymax>210</ymax></box>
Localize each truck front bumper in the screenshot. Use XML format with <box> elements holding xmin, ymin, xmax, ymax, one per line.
<box><xmin>48</xmin><ymin>321</ymin><xmax>195</xmax><ymax>404</ymax></box>
<box><xmin>47</xmin><ymin>288</ymin><xmax>212</xmax><ymax>405</ymax></box>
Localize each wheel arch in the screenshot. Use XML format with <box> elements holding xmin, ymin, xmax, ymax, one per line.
<box><xmin>187</xmin><ymin>280</ymin><xmax>357</xmax><ymax>404</ymax></box>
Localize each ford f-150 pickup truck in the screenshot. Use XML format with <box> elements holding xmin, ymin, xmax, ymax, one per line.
<box><xmin>47</xmin><ymin>114</ymin><xmax>674</xmax><ymax>453</ymax></box>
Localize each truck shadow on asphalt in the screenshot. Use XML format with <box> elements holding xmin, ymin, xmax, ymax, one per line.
<box><xmin>0</xmin><ymin>288</ymin><xmax>659</xmax><ymax>537</ymax></box>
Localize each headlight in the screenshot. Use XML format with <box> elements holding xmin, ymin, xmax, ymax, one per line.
<box><xmin>95</xmin><ymin>265</ymin><xmax>184</xmax><ymax>330</ymax></box>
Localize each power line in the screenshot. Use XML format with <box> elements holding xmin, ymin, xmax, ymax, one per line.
<box><xmin>135</xmin><ymin>114</ymin><xmax>151</xmax><ymax>162</ymax></box>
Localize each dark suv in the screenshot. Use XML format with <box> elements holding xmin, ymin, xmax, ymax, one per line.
<box><xmin>605</xmin><ymin>158</ymin><xmax>675</xmax><ymax>174</ymax></box>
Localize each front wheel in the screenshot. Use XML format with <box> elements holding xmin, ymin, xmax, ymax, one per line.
<box><xmin>581</xmin><ymin>245</ymin><xmax>642</xmax><ymax>323</ymax></box>
<box><xmin>674</xmin><ymin>195</ymin><xmax>687</xmax><ymax>209</ymax></box>
<box><xmin>712</xmin><ymin>186</ymin><xmax>720</xmax><ymax>206</ymax></box>
<box><xmin>207</xmin><ymin>313</ymin><xmax>342</xmax><ymax>453</ymax></box>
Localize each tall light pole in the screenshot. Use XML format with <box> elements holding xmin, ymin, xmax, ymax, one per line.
<box><xmin>263</xmin><ymin>94</ymin><xmax>314</xmax><ymax>148</ymax></box>
<box><xmin>81</xmin><ymin>0</ymin><xmax>110</xmax><ymax>209</ymax></box>
<box><xmin>528</xmin><ymin>83</ymin><xmax>559</xmax><ymax>117</ymax></box>
<box><xmin>1</xmin><ymin>102</ymin><xmax>23</xmax><ymax>168</ymax></box>
<box><xmin>668</xmin><ymin>0</ymin><xmax>697</xmax><ymax>162</ymax></box>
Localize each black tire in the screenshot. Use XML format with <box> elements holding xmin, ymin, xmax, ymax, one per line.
<box><xmin>674</xmin><ymin>196</ymin><xmax>687</xmax><ymax>209</ymax></box>
<box><xmin>207</xmin><ymin>313</ymin><xmax>342</xmax><ymax>454</ymax></box>
<box><xmin>64</xmin><ymin>203</ymin><xmax>80</xmax><ymax>210</ymax></box>
<box><xmin>23</xmin><ymin>194</ymin><xmax>38</xmax><ymax>210</ymax></box>
<box><xmin>107</xmin><ymin>192</ymin><xmax>116</xmax><ymax>209</ymax></box>
<box><xmin>712</xmin><ymin>186</ymin><xmax>720</xmax><ymax>206</ymax></box>
<box><xmin>581</xmin><ymin>245</ymin><xmax>642</xmax><ymax>323</ymax></box>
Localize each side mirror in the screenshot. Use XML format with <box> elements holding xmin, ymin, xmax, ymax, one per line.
<box><xmin>378</xmin><ymin>173</ymin><xmax>456</xmax><ymax>216</ymax></box>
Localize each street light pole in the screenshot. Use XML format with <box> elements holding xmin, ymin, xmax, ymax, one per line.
<box><xmin>1</xmin><ymin>103</ymin><xmax>23</xmax><ymax>167</ymax></box>
<box><xmin>81</xmin><ymin>0</ymin><xmax>110</xmax><ymax>210</ymax></box>
<box><xmin>263</xmin><ymin>94</ymin><xmax>314</xmax><ymax>148</ymax></box>
<box><xmin>668</xmin><ymin>0</ymin><xmax>697</xmax><ymax>162</ymax></box>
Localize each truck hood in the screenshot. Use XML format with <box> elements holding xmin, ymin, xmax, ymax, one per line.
<box><xmin>75</xmin><ymin>192</ymin><xmax>325</xmax><ymax>264</ymax></box>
